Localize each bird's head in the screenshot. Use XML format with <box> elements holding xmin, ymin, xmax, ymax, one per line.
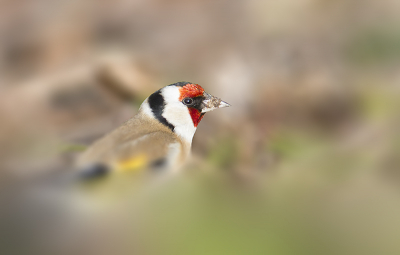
<box><xmin>141</xmin><ymin>82</ymin><xmax>230</xmax><ymax>143</ymax></box>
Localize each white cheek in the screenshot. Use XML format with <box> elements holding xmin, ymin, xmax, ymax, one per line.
<box><xmin>161</xmin><ymin>87</ymin><xmax>197</xmax><ymax>143</ymax></box>
<box><xmin>164</xmin><ymin>104</ymin><xmax>192</xmax><ymax>126</ymax></box>
<box><xmin>163</xmin><ymin>103</ymin><xmax>196</xmax><ymax>143</ymax></box>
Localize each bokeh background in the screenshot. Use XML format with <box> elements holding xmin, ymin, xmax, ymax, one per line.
<box><xmin>1</xmin><ymin>0</ymin><xmax>400</xmax><ymax>254</ymax></box>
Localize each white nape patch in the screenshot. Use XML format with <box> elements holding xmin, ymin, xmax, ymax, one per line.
<box><xmin>161</xmin><ymin>86</ymin><xmax>196</xmax><ymax>143</ymax></box>
<box><xmin>139</xmin><ymin>98</ymin><xmax>154</xmax><ymax>118</ymax></box>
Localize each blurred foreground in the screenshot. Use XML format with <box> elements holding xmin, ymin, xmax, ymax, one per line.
<box><xmin>1</xmin><ymin>0</ymin><xmax>400</xmax><ymax>254</ymax></box>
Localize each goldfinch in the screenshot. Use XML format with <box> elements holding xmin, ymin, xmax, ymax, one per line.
<box><xmin>77</xmin><ymin>82</ymin><xmax>230</xmax><ymax>178</ymax></box>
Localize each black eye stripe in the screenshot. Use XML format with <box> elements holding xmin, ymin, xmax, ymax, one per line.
<box><xmin>182</xmin><ymin>96</ymin><xmax>205</xmax><ymax>111</ymax></box>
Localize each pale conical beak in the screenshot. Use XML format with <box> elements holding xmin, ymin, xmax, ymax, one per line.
<box><xmin>201</xmin><ymin>92</ymin><xmax>231</xmax><ymax>113</ymax></box>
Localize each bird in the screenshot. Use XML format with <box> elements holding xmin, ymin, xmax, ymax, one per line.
<box><xmin>76</xmin><ymin>81</ymin><xmax>230</xmax><ymax>178</ymax></box>
<box><xmin>0</xmin><ymin>82</ymin><xmax>228</xmax><ymax>254</ymax></box>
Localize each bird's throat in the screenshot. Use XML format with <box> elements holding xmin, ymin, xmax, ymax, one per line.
<box><xmin>188</xmin><ymin>108</ymin><xmax>205</xmax><ymax>127</ymax></box>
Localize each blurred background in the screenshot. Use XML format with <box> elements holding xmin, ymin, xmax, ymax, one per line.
<box><xmin>1</xmin><ymin>0</ymin><xmax>400</xmax><ymax>254</ymax></box>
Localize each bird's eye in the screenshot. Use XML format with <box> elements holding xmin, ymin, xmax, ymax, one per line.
<box><xmin>183</xmin><ymin>98</ymin><xmax>194</xmax><ymax>105</ymax></box>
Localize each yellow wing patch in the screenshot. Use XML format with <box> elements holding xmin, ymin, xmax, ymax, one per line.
<box><xmin>115</xmin><ymin>154</ymin><xmax>148</xmax><ymax>173</ymax></box>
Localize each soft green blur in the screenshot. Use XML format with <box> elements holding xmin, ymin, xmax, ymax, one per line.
<box><xmin>0</xmin><ymin>0</ymin><xmax>400</xmax><ymax>254</ymax></box>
